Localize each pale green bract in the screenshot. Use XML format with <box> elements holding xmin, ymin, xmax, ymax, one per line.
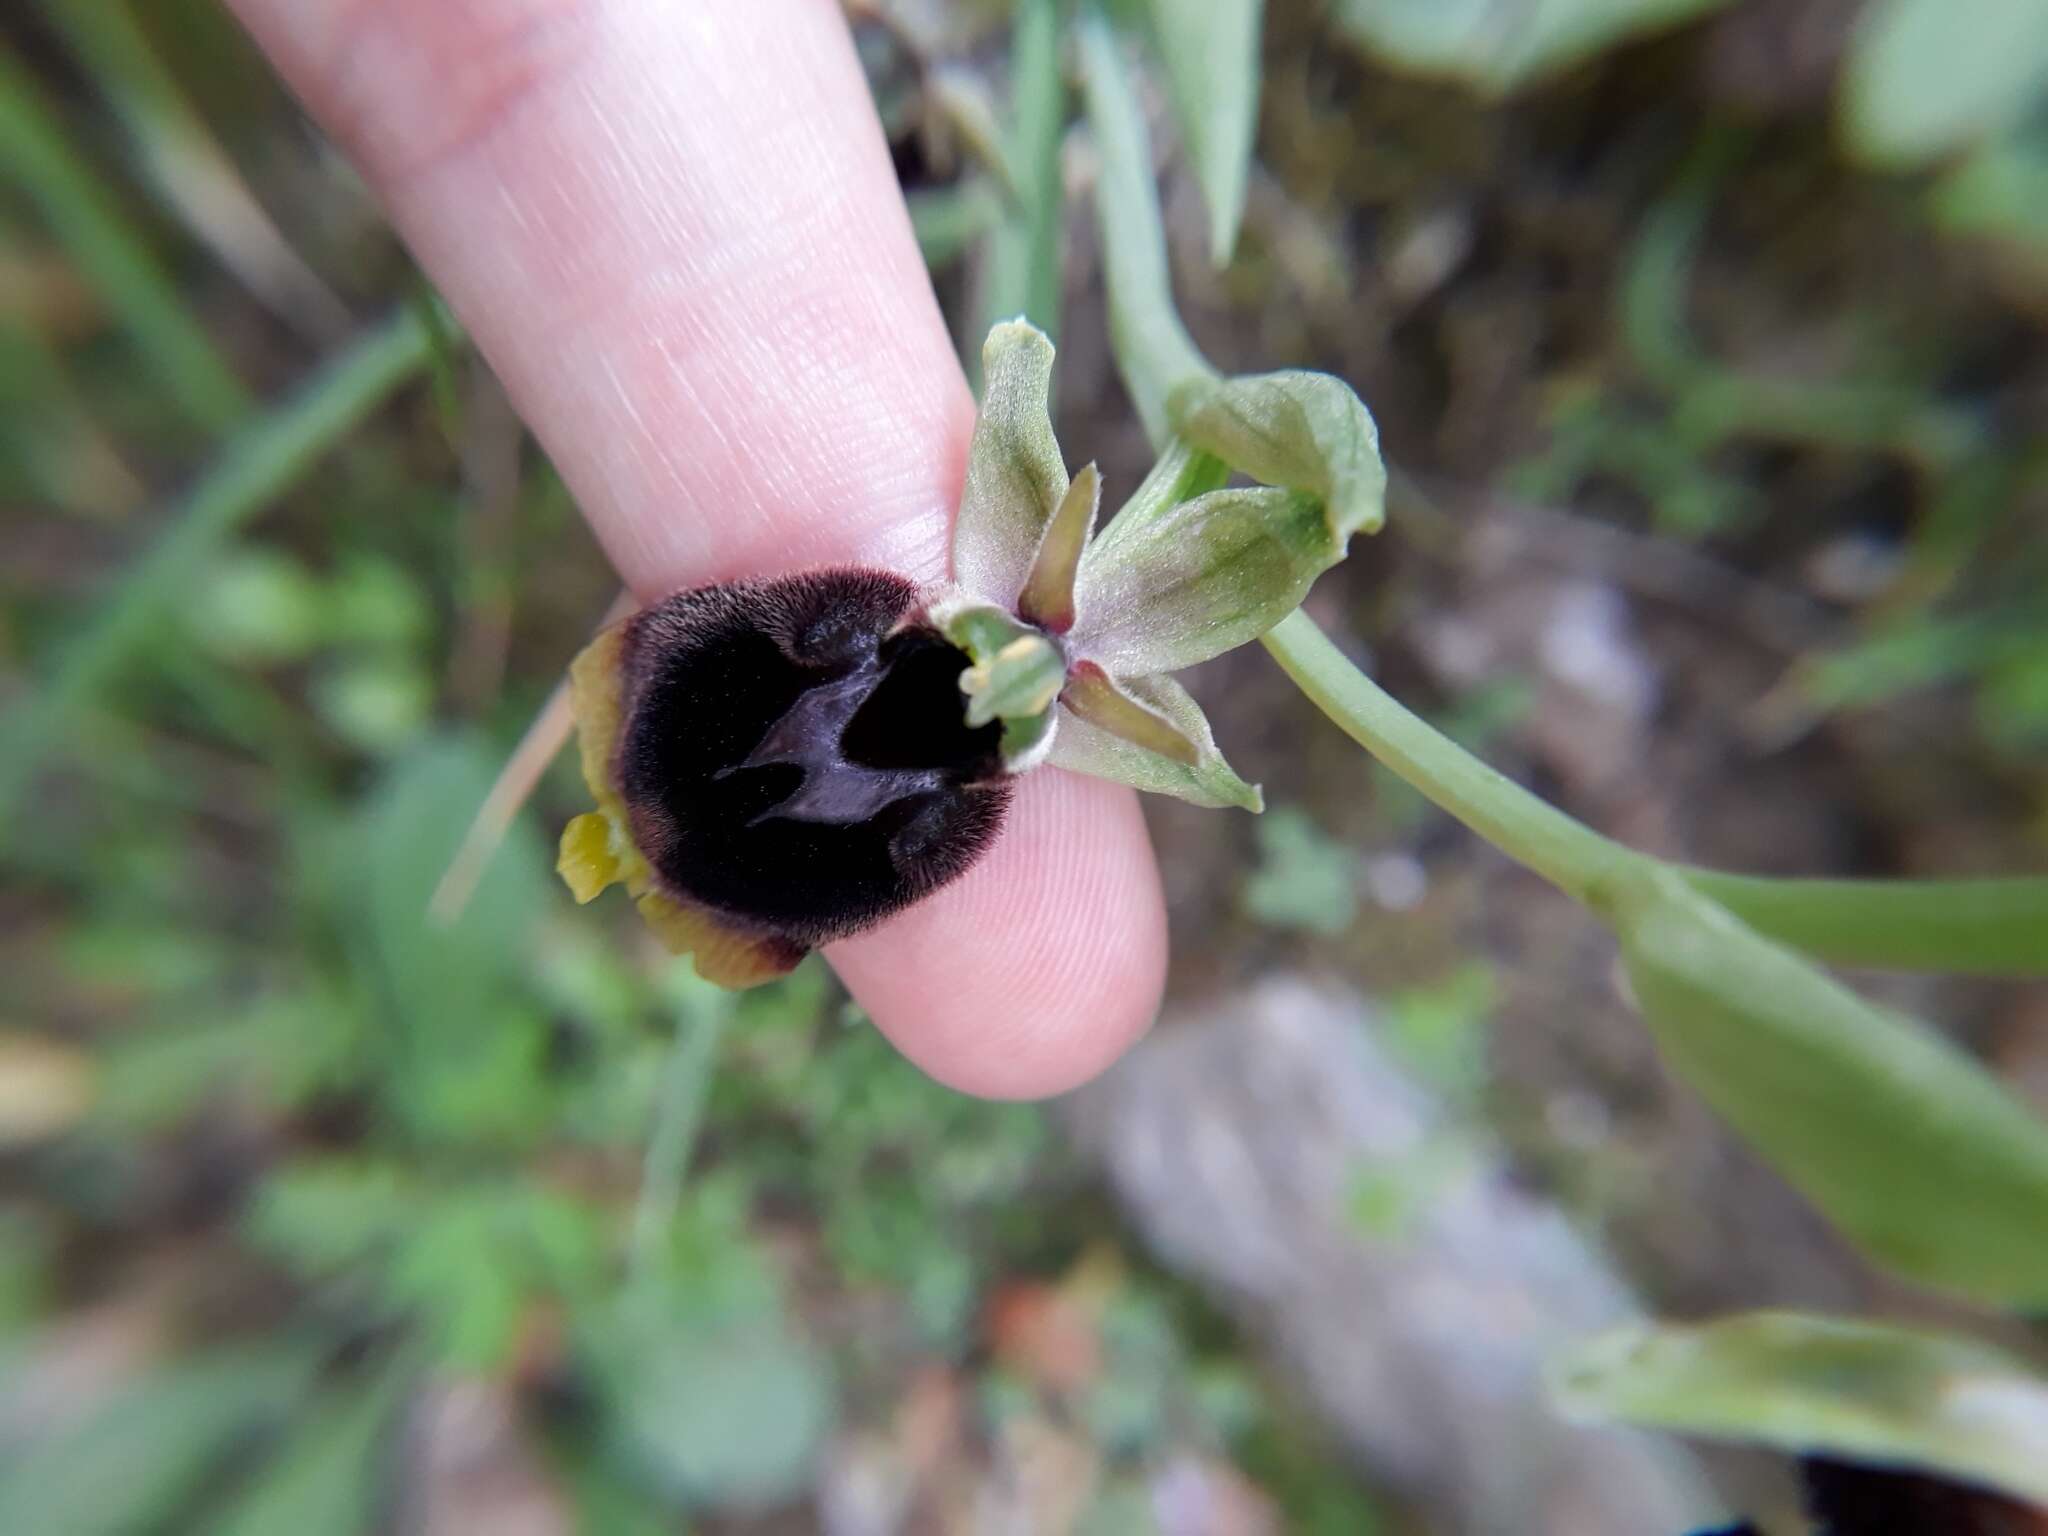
<box><xmin>939</xmin><ymin>317</ymin><xmax>1382</xmax><ymax>808</ymax></box>
<box><xmin>1552</xmin><ymin>1312</ymin><xmax>2048</xmax><ymax>1510</ymax></box>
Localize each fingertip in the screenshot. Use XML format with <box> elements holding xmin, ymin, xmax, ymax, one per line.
<box><xmin>826</xmin><ymin>769</ymin><xmax>1166</xmax><ymax>1100</ymax></box>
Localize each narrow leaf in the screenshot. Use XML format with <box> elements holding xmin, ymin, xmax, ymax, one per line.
<box><xmin>1048</xmin><ymin>670</ymin><xmax>1261</xmax><ymax>811</ymax></box>
<box><xmin>0</xmin><ymin>1347</ymin><xmax>314</xmax><ymax>1536</ymax></box>
<box><xmin>1073</xmin><ymin>485</ymin><xmax>1336</xmax><ymax>674</ymax></box>
<box><xmin>1553</xmin><ymin>1312</ymin><xmax>2048</xmax><ymax>1510</ymax></box>
<box><xmin>952</xmin><ymin>320</ymin><xmax>1068</xmax><ymax>608</ymax></box>
<box><xmin>213</xmin><ymin>1361</ymin><xmax>414</xmax><ymax>1536</ymax></box>
<box><xmin>0</xmin><ymin>307</ymin><xmax>434</xmax><ymax>828</ymax></box>
<box><xmin>1019</xmin><ymin>461</ymin><xmax>1101</xmax><ymax>632</ymax></box>
<box><xmin>1078</xmin><ymin>14</ymin><xmax>1217</xmax><ymax>446</ymax></box>
<box><xmin>1331</xmin><ymin>0</ymin><xmax>1739</xmax><ymax>94</ymax></box>
<box><xmin>1840</xmin><ymin>0</ymin><xmax>2048</xmax><ymax>168</ymax></box>
<box><xmin>975</xmin><ymin>0</ymin><xmax>1065</xmax><ymax>346</ymax></box>
<box><xmin>1175</xmin><ymin>368</ymin><xmax>1388</xmax><ymax>538</ymax></box>
<box><xmin>0</xmin><ymin>39</ymin><xmax>251</xmax><ymax>430</ymax></box>
<box><xmin>1141</xmin><ymin>0</ymin><xmax>1263</xmax><ymax>265</ymax></box>
<box><xmin>1606</xmin><ymin>865</ymin><xmax>2048</xmax><ymax>1307</ymax></box>
<box><xmin>1682</xmin><ymin>870</ymin><xmax>2048</xmax><ymax>977</ymax></box>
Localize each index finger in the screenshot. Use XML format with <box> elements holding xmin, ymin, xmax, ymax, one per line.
<box><xmin>230</xmin><ymin>0</ymin><xmax>1167</xmax><ymax>1096</ymax></box>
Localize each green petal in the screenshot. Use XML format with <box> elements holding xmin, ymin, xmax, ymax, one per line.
<box><xmin>1047</xmin><ymin>669</ymin><xmax>1261</xmax><ymax>812</ymax></box>
<box><xmin>953</xmin><ymin>320</ymin><xmax>1068</xmax><ymax>608</ymax></box>
<box><xmin>1171</xmin><ymin>369</ymin><xmax>1387</xmax><ymax>539</ymax></box>
<box><xmin>1552</xmin><ymin>1311</ymin><xmax>2048</xmax><ymax>1509</ymax></box>
<box><xmin>1018</xmin><ymin>461</ymin><xmax>1101</xmax><ymax>633</ymax></box>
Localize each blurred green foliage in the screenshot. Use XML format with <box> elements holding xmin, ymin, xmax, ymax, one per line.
<box><xmin>6</xmin><ymin>0</ymin><xmax>2048</xmax><ymax>1528</ymax></box>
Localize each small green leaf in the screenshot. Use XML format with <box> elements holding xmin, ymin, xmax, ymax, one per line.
<box><xmin>953</xmin><ymin>320</ymin><xmax>1069</xmax><ymax>608</ymax></box>
<box><xmin>586</xmin><ymin>1307</ymin><xmax>833</xmax><ymax>1513</ymax></box>
<box><xmin>1243</xmin><ymin>806</ymin><xmax>1357</xmax><ymax>934</ymax></box>
<box><xmin>1331</xmin><ymin>0</ymin><xmax>1739</xmax><ymax>94</ymax></box>
<box><xmin>1073</xmin><ymin>485</ymin><xmax>1336</xmax><ymax>674</ymax></box>
<box><xmin>1606</xmin><ymin>866</ymin><xmax>2048</xmax><ymax>1307</ymax></box>
<box><xmin>1048</xmin><ymin>670</ymin><xmax>1261</xmax><ymax>811</ymax></box>
<box><xmin>1141</xmin><ymin>0</ymin><xmax>1264</xmax><ymax>265</ymax></box>
<box><xmin>1936</xmin><ymin>131</ymin><xmax>2048</xmax><ymax>254</ymax></box>
<box><xmin>1019</xmin><ymin>461</ymin><xmax>1102</xmax><ymax>633</ymax></box>
<box><xmin>1171</xmin><ymin>369</ymin><xmax>1388</xmax><ymax>539</ymax></box>
<box><xmin>1553</xmin><ymin>1312</ymin><xmax>2048</xmax><ymax>1509</ymax></box>
<box><xmin>1840</xmin><ymin>0</ymin><xmax>2048</xmax><ymax>168</ymax></box>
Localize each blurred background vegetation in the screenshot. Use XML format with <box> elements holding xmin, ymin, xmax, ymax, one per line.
<box><xmin>1</xmin><ymin>0</ymin><xmax>2044</xmax><ymax>1531</ymax></box>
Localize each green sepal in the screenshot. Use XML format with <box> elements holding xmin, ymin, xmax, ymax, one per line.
<box><xmin>952</xmin><ymin>320</ymin><xmax>1067</xmax><ymax>608</ymax></box>
<box><xmin>1072</xmin><ymin>484</ymin><xmax>1335</xmax><ymax>676</ymax></box>
<box><xmin>1551</xmin><ymin>1311</ymin><xmax>2048</xmax><ymax>1510</ymax></box>
<box><xmin>1048</xmin><ymin>669</ymin><xmax>1261</xmax><ymax>812</ymax></box>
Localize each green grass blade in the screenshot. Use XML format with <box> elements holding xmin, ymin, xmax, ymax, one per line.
<box><xmin>1684</xmin><ymin>869</ymin><xmax>2048</xmax><ymax>977</ymax></box>
<box><xmin>1142</xmin><ymin>0</ymin><xmax>1262</xmax><ymax>265</ymax></box>
<box><xmin>0</xmin><ymin>308</ymin><xmax>434</xmax><ymax>828</ymax></box>
<box><xmin>211</xmin><ymin>1357</ymin><xmax>415</xmax><ymax>1536</ymax></box>
<box><xmin>976</xmin><ymin>0</ymin><xmax>1067</xmax><ymax>352</ymax></box>
<box><xmin>0</xmin><ymin>1346</ymin><xmax>315</xmax><ymax>1536</ymax></box>
<box><xmin>1553</xmin><ymin>1312</ymin><xmax>2048</xmax><ymax>1509</ymax></box>
<box><xmin>1078</xmin><ymin>11</ymin><xmax>1216</xmax><ymax>445</ymax></box>
<box><xmin>34</xmin><ymin>0</ymin><xmax>354</xmax><ymax>339</ymax></box>
<box><xmin>0</xmin><ymin>40</ymin><xmax>252</xmax><ymax>432</ymax></box>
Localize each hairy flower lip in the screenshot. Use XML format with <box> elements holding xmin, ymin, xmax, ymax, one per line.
<box><xmin>560</xmin><ymin>568</ymin><xmax>1012</xmax><ymax>987</ymax></box>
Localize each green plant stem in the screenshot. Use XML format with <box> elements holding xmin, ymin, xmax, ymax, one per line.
<box><xmin>0</xmin><ymin>40</ymin><xmax>251</xmax><ymax>432</ymax></box>
<box><xmin>1078</xmin><ymin>12</ymin><xmax>1215</xmax><ymax>446</ymax></box>
<box><xmin>629</xmin><ymin>999</ymin><xmax>729</xmax><ymax>1280</ymax></box>
<box><xmin>1265</xmin><ymin>607</ymin><xmax>2048</xmax><ymax>976</ymax></box>
<box><xmin>34</xmin><ymin>0</ymin><xmax>353</xmax><ymax>340</ymax></box>
<box><xmin>1261</xmin><ymin>609</ymin><xmax>1635</xmax><ymax>900</ymax></box>
<box><xmin>1682</xmin><ymin>870</ymin><xmax>2048</xmax><ymax>978</ymax></box>
<box><xmin>0</xmin><ymin>308</ymin><xmax>434</xmax><ymax>829</ymax></box>
<box><xmin>977</xmin><ymin>0</ymin><xmax>1066</xmax><ymax>352</ymax></box>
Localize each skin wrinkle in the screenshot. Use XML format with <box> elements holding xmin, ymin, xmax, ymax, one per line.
<box><xmin>228</xmin><ymin>0</ymin><xmax>1166</xmax><ymax>1097</ymax></box>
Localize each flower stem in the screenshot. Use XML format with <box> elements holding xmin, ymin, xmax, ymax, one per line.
<box><xmin>1264</xmin><ymin>608</ymin><xmax>2048</xmax><ymax>977</ymax></box>
<box><xmin>1261</xmin><ymin>609</ymin><xmax>1640</xmax><ymax>901</ymax></box>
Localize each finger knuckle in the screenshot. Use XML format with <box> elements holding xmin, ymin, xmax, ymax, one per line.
<box><xmin>322</xmin><ymin>0</ymin><xmax>594</xmax><ymax>186</ymax></box>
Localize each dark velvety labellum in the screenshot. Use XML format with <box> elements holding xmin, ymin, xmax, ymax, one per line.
<box><xmin>613</xmin><ymin>569</ymin><xmax>1011</xmax><ymax>948</ymax></box>
<box><xmin>1684</xmin><ymin>1459</ymin><xmax>2048</xmax><ymax>1536</ymax></box>
<box><xmin>1799</xmin><ymin>1457</ymin><xmax>2048</xmax><ymax>1536</ymax></box>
